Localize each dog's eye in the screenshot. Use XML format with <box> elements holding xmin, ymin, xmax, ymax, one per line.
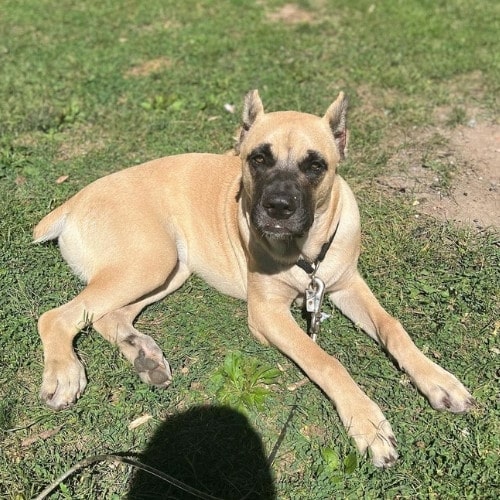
<box><xmin>307</xmin><ymin>159</ymin><xmax>327</xmax><ymax>175</ymax></box>
<box><xmin>249</xmin><ymin>154</ymin><xmax>269</xmax><ymax>169</ymax></box>
<box><xmin>309</xmin><ymin>161</ymin><xmax>324</xmax><ymax>172</ymax></box>
<box><xmin>299</xmin><ymin>153</ymin><xmax>327</xmax><ymax>184</ymax></box>
<box><xmin>248</xmin><ymin>144</ymin><xmax>275</xmax><ymax>170</ymax></box>
<box><xmin>252</xmin><ymin>155</ymin><xmax>265</xmax><ymax>165</ymax></box>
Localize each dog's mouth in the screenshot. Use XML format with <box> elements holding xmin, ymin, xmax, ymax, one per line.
<box><xmin>252</xmin><ymin>210</ymin><xmax>312</xmax><ymax>241</ymax></box>
<box><xmin>260</xmin><ymin>222</ymin><xmax>301</xmax><ymax>240</ymax></box>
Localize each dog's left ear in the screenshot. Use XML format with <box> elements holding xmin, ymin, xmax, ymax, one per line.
<box><xmin>235</xmin><ymin>90</ymin><xmax>265</xmax><ymax>155</ymax></box>
<box><xmin>323</xmin><ymin>92</ymin><xmax>348</xmax><ymax>160</ymax></box>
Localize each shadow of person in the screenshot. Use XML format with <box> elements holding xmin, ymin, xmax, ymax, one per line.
<box><xmin>127</xmin><ymin>405</ymin><xmax>276</xmax><ymax>499</ymax></box>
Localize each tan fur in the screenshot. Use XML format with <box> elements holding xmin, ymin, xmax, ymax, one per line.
<box><xmin>34</xmin><ymin>91</ymin><xmax>473</xmax><ymax>467</ymax></box>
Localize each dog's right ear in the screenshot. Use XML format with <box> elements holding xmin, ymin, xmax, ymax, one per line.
<box><xmin>235</xmin><ymin>90</ymin><xmax>264</xmax><ymax>155</ymax></box>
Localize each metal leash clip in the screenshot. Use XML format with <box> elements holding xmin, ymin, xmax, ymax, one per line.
<box><xmin>305</xmin><ymin>275</ymin><xmax>326</xmax><ymax>342</ymax></box>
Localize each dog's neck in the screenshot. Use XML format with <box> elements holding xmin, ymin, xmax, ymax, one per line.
<box><xmin>262</xmin><ymin>234</ymin><xmax>305</xmax><ymax>264</ymax></box>
<box><xmin>247</xmin><ymin>221</ymin><xmax>334</xmax><ymax>272</ymax></box>
<box><xmin>296</xmin><ymin>222</ymin><xmax>339</xmax><ymax>275</ymax></box>
<box><xmin>295</xmin><ymin>181</ymin><xmax>342</xmax><ymax>267</ymax></box>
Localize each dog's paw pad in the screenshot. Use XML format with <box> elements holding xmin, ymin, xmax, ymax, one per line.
<box><xmin>134</xmin><ymin>349</ymin><xmax>159</xmax><ymax>372</ymax></box>
<box><xmin>134</xmin><ymin>350</ymin><xmax>172</xmax><ymax>388</ymax></box>
<box><xmin>148</xmin><ymin>367</ymin><xmax>172</xmax><ymax>386</ymax></box>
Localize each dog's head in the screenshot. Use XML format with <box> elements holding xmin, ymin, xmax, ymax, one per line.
<box><xmin>237</xmin><ymin>90</ymin><xmax>348</xmax><ymax>243</ymax></box>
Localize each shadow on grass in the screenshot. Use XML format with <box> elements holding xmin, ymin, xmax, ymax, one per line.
<box><xmin>128</xmin><ymin>405</ymin><xmax>276</xmax><ymax>500</ymax></box>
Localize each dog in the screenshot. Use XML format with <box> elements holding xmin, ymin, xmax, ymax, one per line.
<box><xmin>34</xmin><ymin>90</ymin><xmax>474</xmax><ymax>467</ymax></box>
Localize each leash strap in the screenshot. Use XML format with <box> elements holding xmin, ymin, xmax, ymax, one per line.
<box><xmin>296</xmin><ymin>221</ymin><xmax>340</xmax><ymax>341</ymax></box>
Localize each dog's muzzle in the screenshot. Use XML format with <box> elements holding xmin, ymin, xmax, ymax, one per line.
<box><xmin>251</xmin><ymin>177</ymin><xmax>313</xmax><ymax>239</ymax></box>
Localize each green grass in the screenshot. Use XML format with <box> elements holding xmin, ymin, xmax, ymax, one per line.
<box><xmin>1</xmin><ymin>0</ymin><xmax>499</xmax><ymax>498</ymax></box>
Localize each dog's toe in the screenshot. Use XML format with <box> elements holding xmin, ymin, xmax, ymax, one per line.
<box><xmin>367</xmin><ymin>420</ymin><xmax>399</xmax><ymax>468</ymax></box>
<box><xmin>344</xmin><ymin>400</ymin><xmax>398</xmax><ymax>468</ymax></box>
<box><xmin>422</xmin><ymin>368</ymin><xmax>474</xmax><ymax>414</ymax></box>
<box><xmin>40</xmin><ymin>357</ymin><xmax>87</xmax><ymax>410</ymax></box>
<box><xmin>429</xmin><ymin>384</ymin><xmax>474</xmax><ymax>413</ymax></box>
<box><xmin>410</xmin><ymin>361</ymin><xmax>473</xmax><ymax>414</ymax></box>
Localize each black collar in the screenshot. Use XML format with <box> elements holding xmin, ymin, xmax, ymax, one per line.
<box><xmin>296</xmin><ymin>221</ymin><xmax>339</xmax><ymax>275</ymax></box>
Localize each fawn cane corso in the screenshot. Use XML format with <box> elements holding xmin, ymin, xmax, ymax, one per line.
<box><xmin>34</xmin><ymin>90</ymin><xmax>473</xmax><ymax>467</ymax></box>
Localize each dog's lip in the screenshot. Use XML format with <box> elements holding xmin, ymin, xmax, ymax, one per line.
<box><xmin>260</xmin><ymin>223</ymin><xmax>301</xmax><ymax>239</ymax></box>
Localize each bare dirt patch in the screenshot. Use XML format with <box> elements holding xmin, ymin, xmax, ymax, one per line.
<box><xmin>427</xmin><ymin>124</ymin><xmax>499</xmax><ymax>229</ymax></box>
<box><xmin>377</xmin><ymin>123</ymin><xmax>499</xmax><ymax>231</ymax></box>
<box><xmin>267</xmin><ymin>3</ymin><xmax>315</xmax><ymax>24</ymax></box>
<box><xmin>56</xmin><ymin>125</ymin><xmax>106</xmax><ymax>161</ymax></box>
<box><xmin>125</xmin><ymin>57</ymin><xmax>173</xmax><ymax>78</ymax></box>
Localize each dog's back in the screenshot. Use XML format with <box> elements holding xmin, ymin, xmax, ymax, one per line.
<box><xmin>33</xmin><ymin>153</ymin><xmax>246</xmax><ymax>290</ymax></box>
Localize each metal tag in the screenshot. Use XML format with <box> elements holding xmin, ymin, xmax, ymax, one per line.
<box><xmin>305</xmin><ymin>276</ymin><xmax>325</xmax><ymax>314</ymax></box>
<box><xmin>305</xmin><ymin>288</ymin><xmax>317</xmax><ymax>313</ymax></box>
<box><xmin>305</xmin><ymin>277</ymin><xmax>326</xmax><ymax>342</ymax></box>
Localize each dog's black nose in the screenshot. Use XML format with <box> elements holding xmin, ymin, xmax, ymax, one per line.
<box><xmin>263</xmin><ymin>195</ymin><xmax>297</xmax><ymax>219</ymax></box>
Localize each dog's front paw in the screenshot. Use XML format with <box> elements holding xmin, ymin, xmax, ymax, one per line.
<box><xmin>341</xmin><ymin>399</ymin><xmax>398</xmax><ymax>468</ymax></box>
<box><xmin>415</xmin><ymin>362</ymin><xmax>474</xmax><ymax>413</ymax></box>
<box><xmin>40</xmin><ymin>356</ymin><xmax>87</xmax><ymax>410</ymax></box>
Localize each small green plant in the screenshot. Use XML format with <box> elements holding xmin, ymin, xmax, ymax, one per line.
<box><xmin>314</xmin><ymin>447</ymin><xmax>358</xmax><ymax>485</ymax></box>
<box><xmin>140</xmin><ymin>94</ymin><xmax>185</xmax><ymax>112</ymax></box>
<box><xmin>57</xmin><ymin>99</ymin><xmax>84</xmax><ymax>129</ymax></box>
<box><xmin>0</xmin><ymin>144</ymin><xmax>29</xmax><ymax>179</ymax></box>
<box><xmin>209</xmin><ymin>351</ymin><xmax>281</xmax><ymax>413</ymax></box>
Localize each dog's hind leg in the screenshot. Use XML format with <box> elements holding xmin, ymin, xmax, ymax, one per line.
<box><xmin>38</xmin><ymin>253</ymin><xmax>180</xmax><ymax>410</ymax></box>
<box><xmin>93</xmin><ymin>262</ymin><xmax>191</xmax><ymax>388</ymax></box>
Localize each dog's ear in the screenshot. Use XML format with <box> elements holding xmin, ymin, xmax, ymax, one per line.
<box><xmin>323</xmin><ymin>92</ymin><xmax>348</xmax><ymax>160</ymax></box>
<box><xmin>243</xmin><ymin>89</ymin><xmax>264</xmax><ymax>129</ymax></box>
<box><xmin>235</xmin><ymin>90</ymin><xmax>264</xmax><ymax>155</ymax></box>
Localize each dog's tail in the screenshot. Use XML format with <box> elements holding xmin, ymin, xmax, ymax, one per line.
<box><xmin>33</xmin><ymin>203</ymin><xmax>69</xmax><ymax>243</ymax></box>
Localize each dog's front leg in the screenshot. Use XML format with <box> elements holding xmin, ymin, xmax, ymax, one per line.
<box><xmin>247</xmin><ymin>280</ymin><xmax>398</xmax><ymax>468</ymax></box>
<box><xmin>330</xmin><ymin>270</ymin><xmax>474</xmax><ymax>413</ymax></box>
